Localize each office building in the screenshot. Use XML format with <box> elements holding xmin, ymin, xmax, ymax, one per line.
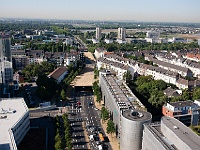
<box><xmin>0</xmin><ymin>36</ymin><xmax>13</xmax><ymax>96</ymax></box>
<box><xmin>118</xmin><ymin>27</ymin><xmax>126</xmax><ymax>40</ymax></box>
<box><xmin>120</xmin><ymin>109</ymin><xmax>152</xmax><ymax>150</ymax></box>
<box><xmin>99</xmin><ymin>72</ymin><xmax>151</xmax><ymax>150</ymax></box>
<box><xmin>162</xmin><ymin>101</ymin><xmax>200</xmax><ymax>126</ymax></box>
<box><xmin>0</xmin><ymin>98</ymin><xmax>30</xmax><ymax>150</ymax></box>
<box><xmin>142</xmin><ymin>116</ymin><xmax>200</xmax><ymax>150</ymax></box>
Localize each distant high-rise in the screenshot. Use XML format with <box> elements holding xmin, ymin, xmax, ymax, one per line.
<box><xmin>0</xmin><ymin>36</ymin><xmax>13</xmax><ymax>96</ymax></box>
<box><xmin>96</xmin><ymin>27</ymin><xmax>102</xmax><ymax>40</ymax></box>
<box><xmin>118</xmin><ymin>27</ymin><xmax>126</xmax><ymax>40</ymax></box>
<box><xmin>146</xmin><ymin>31</ymin><xmax>160</xmax><ymax>39</ymax></box>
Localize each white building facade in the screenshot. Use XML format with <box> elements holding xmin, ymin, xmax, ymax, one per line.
<box><xmin>0</xmin><ymin>98</ymin><xmax>30</xmax><ymax>150</ymax></box>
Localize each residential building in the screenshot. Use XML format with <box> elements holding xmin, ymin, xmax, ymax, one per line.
<box><xmin>11</xmin><ymin>44</ymin><xmax>24</xmax><ymax>50</ymax></box>
<box><xmin>163</xmin><ymin>87</ymin><xmax>181</xmax><ymax>98</ymax></box>
<box><xmin>48</xmin><ymin>66</ymin><xmax>68</xmax><ymax>84</ymax></box>
<box><xmin>142</xmin><ymin>116</ymin><xmax>200</xmax><ymax>150</ymax></box>
<box><xmin>146</xmin><ymin>55</ymin><xmax>193</xmax><ymax>77</ymax></box>
<box><xmin>99</xmin><ymin>72</ymin><xmax>151</xmax><ymax>150</ymax></box>
<box><xmin>146</xmin><ymin>31</ymin><xmax>160</xmax><ymax>39</ymax></box>
<box><xmin>145</xmin><ymin>31</ymin><xmax>162</xmax><ymax>43</ymax></box>
<box><xmin>171</xmin><ymin>37</ymin><xmax>187</xmax><ymax>43</ymax></box>
<box><xmin>118</xmin><ymin>27</ymin><xmax>126</xmax><ymax>40</ymax></box>
<box><xmin>162</xmin><ymin>101</ymin><xmax>200</xmax><ymax>126</ymax></box>
<box><xmin>94</xmin><ymin>48</ymin><xmax>107</xmax><ymax>59</ymax></box>
<box><xmin>0</xmin><ymin>98</ymin><xmax>30</xmax><ymax>150</ymax></box>
<box><xmin>96</xmin><ymin>27</ymin><xmax>102</xmax><ymax>40</ymax></box>
<box><xmin>0</xmin><ymin>36</ymin><xmax>13</xmax><ymax>96</ymax></box>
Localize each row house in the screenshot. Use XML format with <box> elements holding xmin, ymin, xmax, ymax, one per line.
<box><xmin>144</xmin><ymin>65</ymin><xmax>178</xmax><ymax>85</ymax></box>
<box><xmin>147</xmin><ymin>55</ymin><xmax>193</xmax><ymax>77</ymax></box>
<box><xmin>94</xmin><ymin>48</ymin><xmax>107</xmax><ymax>59</ymax></box>
<box><xmin>97</xmin><ymin>57</ymin><xmax>131</xmax><ymax>80</ymax></box>
<box><xmin>99</xmin><ymin>52</ymin><xmax>200</xmax><ymax>90</ymax></box>
<box><xmin>153</xmin><ymin>52</ymin><xmax>200</xmax><ymax>78</ymax></box>
<box><xmin>176</xmin><ymin>78</ymin><xmax>200</xmax><ymax>90</ymax></box>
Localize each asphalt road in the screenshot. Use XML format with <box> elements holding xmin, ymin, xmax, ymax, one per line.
<box><xmin>68</xmin><ymin>98</ymin><xmax>88</xmax><ymax>150</ymax></box>
<box><xmin>79</xmin><ymin>92</ymin><xmax>112</xmax><ymax>150</ymax></box>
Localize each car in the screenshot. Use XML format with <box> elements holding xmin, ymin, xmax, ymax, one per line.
<box><xmin>94</xmin><ymin>107</ymin><xmax>99</xmax><ymax>111</ymax></box>
<box><xmin>88</xmin><ymin>102</ymin><xmax>93</xmax><ymax>106</ymax></box>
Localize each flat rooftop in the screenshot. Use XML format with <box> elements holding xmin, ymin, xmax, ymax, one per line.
<box><xmin>0</xmin><ymin>98</ymin><xmax>29</xmax><ymax>149</ymax></box>
<box><xmin>162</xmin><ymin>116</ymin><xmax>200</xmax><ymax>150</ymax></box>
<box><xmin>122</xmin><ymin>109</ymin><xmax>152</xmax><ymax>122</ymax></box>
<box><xmin>102</xmin><ymin>74</ymin><xmax>145</xmax><ymax>110</ymax></box>
<box><xmin>169</xmin><ymin>100</ymin><xmax>197</xmax><ymax>108</ymax></box>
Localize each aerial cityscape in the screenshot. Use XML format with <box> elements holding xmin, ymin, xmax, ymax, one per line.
<box><xmin>1</xmin><ymin>1</ymin><xmax>200</xmax><ymax>150</ymax></box>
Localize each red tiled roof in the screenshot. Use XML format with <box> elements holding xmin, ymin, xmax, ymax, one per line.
<box><xmin>48</xmin><ymin>67</ymin><xmax>68</xmax><ymax>80</ymax></box>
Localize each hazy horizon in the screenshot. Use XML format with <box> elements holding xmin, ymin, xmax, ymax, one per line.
<box><xmin>1</xmin><ymin>0</ymin><xmax>200</xmax><ymax>23</ymax></box>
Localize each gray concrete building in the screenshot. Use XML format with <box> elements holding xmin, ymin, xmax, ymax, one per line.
<box><xmin>99</xmin><ymin>71</ymin><xmax>151</xmax><ymax>150</ymax></box>
<box><xmin>120</xmin><ymin>109</ymin><xmax>151</xmax><ymax>150</ymax></box>
<box><xmin>142</xmin><ymin>116</ymin><xmax>200</xmax><ymax>150</ymax></box>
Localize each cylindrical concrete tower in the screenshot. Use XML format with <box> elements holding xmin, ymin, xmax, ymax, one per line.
<box><xmin>120</xmin><ymin>109</ymin><xmax>152</xmax><ymax>150</ymax></box>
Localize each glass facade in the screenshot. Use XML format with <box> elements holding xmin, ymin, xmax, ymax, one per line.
<box><xmin>0</xmin><ymin>36</ymin><xmax>13</xmax><ymax>96</ymax></box>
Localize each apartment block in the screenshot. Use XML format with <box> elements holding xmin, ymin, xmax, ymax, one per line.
<box><xmin>162</xmin><ymin>101</ymin><xmax>200</xmax><ymax>126</ymax></box>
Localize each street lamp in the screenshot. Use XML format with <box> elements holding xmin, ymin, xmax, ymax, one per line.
<box><xmin>60</xmin><ymin>99</ymin><xmax>62</xmax><ymax>107</ymax></box>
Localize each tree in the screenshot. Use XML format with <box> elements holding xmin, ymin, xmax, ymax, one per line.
<box><xmin>101</xmin><ymin>107</ymin><xmax>110</xmax><ymax>122</ymax></box>
<box><xmin>193</xmin><ymin>88</ymin><xmax>200</xmax><ymax>100</ymax></box>
<box><xmin>106</xmin><ymin>120</ymin><xmax>115</xmax><ymax>137</ymax></box>
<box><xmin>60</xmin><ymin>89</ymin><xmax>66</xmax><ymax>101</ymax></box>
<box><xmin>123</xmin><ymin>71</ymin><xmax>132</xmax><ymax>84</ymax></box>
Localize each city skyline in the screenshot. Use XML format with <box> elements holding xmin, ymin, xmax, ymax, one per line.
<box><xmin>1</xmin><ymin>0</ymin><xmax>200</xmax><ymax>23</ymax></box>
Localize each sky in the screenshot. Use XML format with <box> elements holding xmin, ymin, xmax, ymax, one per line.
<box><xmin>0</xmin><ymin>0</ymin><xmax>200</xmax><ymax>23</ymax></box>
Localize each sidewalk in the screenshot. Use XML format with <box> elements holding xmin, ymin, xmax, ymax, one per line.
<box><xmin>93</xmin><ymin>96</ymin><xmax>119</xmax><ymax>150</ymax></box>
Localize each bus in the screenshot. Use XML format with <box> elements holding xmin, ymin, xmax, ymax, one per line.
<box><xmin>98</xmin><ymin>133</ymin><xmax>104</xmax><ymax>142</ymax></box>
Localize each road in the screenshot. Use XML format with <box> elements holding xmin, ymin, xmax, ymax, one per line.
<box><xmin>79</xmin><ymin>91</ymin><xmax>112</xmax><ymax>150</ymax></box>
<box><xmin>68</xmin><ymin>101</ymin><xmax>88</xmax><ymax>150</ymax></box>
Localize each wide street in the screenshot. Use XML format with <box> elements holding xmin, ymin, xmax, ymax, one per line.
<box><xmin>66</xmin><ymin>90</ymin><xmax>112</xmax><ymax>150</ymax></box>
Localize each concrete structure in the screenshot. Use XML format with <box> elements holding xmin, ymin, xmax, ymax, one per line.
<box><xmin>146</xmin><ymin>31</ymin><xmax>160</xmax><ymax>39</ymax></box>
<box><xmin>145</xmin><ymin>31</ymin><xmax>161</xmax><ymax>43</ymax></box>
<box><xmin>120</xmin><ymin>109</ymin><xmax>152</xmax><ymax>150</ymax></box>
<box><xmin>198</xmin><ymin>39</ymin><xmax>200</xmax><ymax>46</ymax></box>
<box><xmin>99</xmin><ymin>73</ymin><xmax>151</xmax><ymax>150</ymax></box>
<box><xmin>48</xmin><ymin>66</ymin><xmax>68</xmax><ymax>84</ymax></box>
<box><xmin>0</xmin><ymin>36</ymin><xmax>13</xmax><ymax>96</ymax></box>
<box><xmin>96</xmin><ymin>27</ymin><xmax>102</xmax><ymax>40</ymax></box>
<box><xmin>171</xmin><ymin>37</ymin><xmax>187</xmax><ymax>43</ymax></box>
<box><xmin>0</xmin><ymin>98</ymin><xmax>30</xmax><ymax>150</ymax></box>
<box><xmin>162</xmin><ymin>101</ymin><xmax>200</xmax><ymax>126</ymax></box>
<box><xmin>118</xmin><ymin>27</ymin><xmax>126</xmax><ymax>40</ymax></box>
<box><xmin>142</xmin><ymin>116</ymin><xmax>200</xmax><ymax>150</ymax></box>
